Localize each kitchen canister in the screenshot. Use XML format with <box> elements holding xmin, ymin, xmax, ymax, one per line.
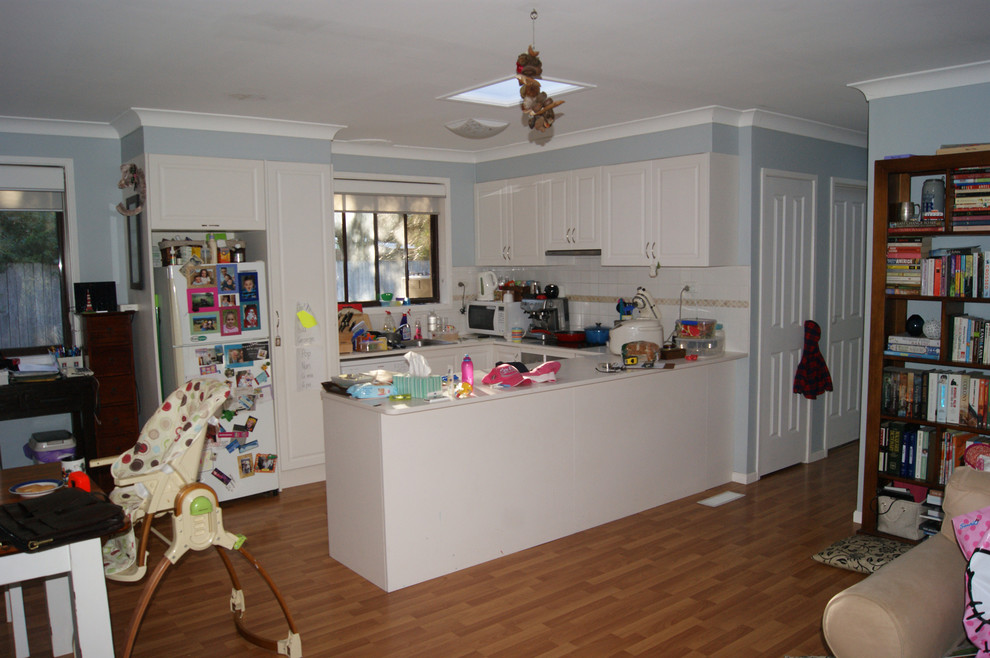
<box><xmin>921</xmin><ymin>178</ymin><xmax>945</xmax><ymax>216</ymax></box>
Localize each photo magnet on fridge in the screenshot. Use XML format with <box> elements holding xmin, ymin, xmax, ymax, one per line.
<box><xmin>187</xmin><ymin>265</ymin><xmax>216</xmax><ymax>289</ymax></box>
<box><xmin>188</xmin><ymin>289</ymin><xmax>217</xmax><ymax>313</ymax></box>
<box><xmin>190</xmin><ymin>312</ymin><xmax>219</xmax><ymax>336</ymax></box>
<box><xmin>218</xmin><ymin>265</ymin><xmax>237</xmax><ymax>292</ymax></box>
<box><xmin>242</xmin><ymin>303</ymin><xmax>260</xmax><ymax>330</ymax></box>
<box><xmin>219</xmin><ymin>293</ymin><xmax>238</xmax><ymax>308</ymax></box>
<box><xmin>221</xmin><ymin>307</ymin><xmax>241</xmax><ymax>336</ymax></box>
<box><xmin>238</xmin><ymin>271</ymin><xmax>258</xmax><ymax>301</ymax></box>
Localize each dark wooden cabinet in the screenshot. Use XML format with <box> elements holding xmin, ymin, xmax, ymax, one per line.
<box><xmin>81</xmin><ymin>311</ymin><xmax>139</xmax><ymax>488</ymax></box>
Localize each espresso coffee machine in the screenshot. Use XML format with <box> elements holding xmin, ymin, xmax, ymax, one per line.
<box><xmin>521</xmin><ymin>297</ymin><xmax>569</xmax><ymax>342</ymax></box>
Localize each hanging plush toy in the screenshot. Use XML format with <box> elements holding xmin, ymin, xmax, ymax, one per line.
<box><xmin>115</xmin><ymin>163</ymin><xmax>146</xmax><ymax>217</ymax></box>
<box><xmin>515</xmin><ymin>45</ymin><xmax>564</xmax><ymax>132</ymax></box>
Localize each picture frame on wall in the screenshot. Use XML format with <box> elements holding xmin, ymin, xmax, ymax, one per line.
<box><xmin>126</xmin><ymin>194</ymin><xmax>144</xmax><ymax>290</ymax></box>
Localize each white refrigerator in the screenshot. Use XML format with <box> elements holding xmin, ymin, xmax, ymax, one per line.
<box><xmin>154</xmin><ymin>261</ymin><xmax>279</xmax><ymax>501</ymax></box>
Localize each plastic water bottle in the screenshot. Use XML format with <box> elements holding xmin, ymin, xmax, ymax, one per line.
<box><xmin>461</xmin><ymin>354</ymin><xmax>474</xmax><ymax>387</ymax></box>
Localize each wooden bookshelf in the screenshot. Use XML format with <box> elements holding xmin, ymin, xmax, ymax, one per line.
<box><xmin>863</xmin><ymin>152</ymin><xmax>990</xmax><ymax>540</ymax></box>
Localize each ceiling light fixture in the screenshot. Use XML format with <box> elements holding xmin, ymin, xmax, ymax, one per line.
<box><xmin>444</xmin><ymin>118</ymin><xmax>509</xmax><ymax>139</ymax></box>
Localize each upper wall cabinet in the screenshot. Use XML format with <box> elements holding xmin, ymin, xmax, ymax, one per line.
<box><xmin>602</xmin><ymin>153</ymin><xmax>739</xmax><ymax>267</ymax></box>
<box><xmin>148</xmin><ymin>154</ymin><xmax>266</xmax><ymax>231</ymax></box>
<box><xmin>545</xmin><ymin>168</ymin><xmax>601</xmax><ymax>252</ymax></box>
<box><xmin>475</xmin><ymin>177</ymin><xmax>545</xmax><ymax>266</ymax></box>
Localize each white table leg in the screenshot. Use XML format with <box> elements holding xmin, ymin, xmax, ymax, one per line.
<box><xmin>5</xmin><ymin>584</ymin><xmax>30</xmax><ymax>658</ymax></box>
<box><xmin>68</xmin><ymin>538</ymin><xmax>114</xmax><ymax>657</ymax></box>
<box><xmin>44</xmin><ymin>575</ymin><xmax>74</xmax><ymax>656</ymax></box>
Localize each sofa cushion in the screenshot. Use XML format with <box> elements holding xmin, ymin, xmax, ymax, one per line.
<box><xmin>942</xmin><ymin>467</ymin><xmax>990</xmax><ymax>546</ymax></box>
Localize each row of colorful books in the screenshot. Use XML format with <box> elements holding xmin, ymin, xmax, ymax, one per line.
<box><xmin>940</xmin><ymin>429</ymin><xmax>990</xmax><ymax>484</ymax></box>
<box><xmin>880</xmin><ymin>366</ymin><xmax>990</xmax><ymax>428</ymax></box>
<box><xmin>950</xmin><ymin>314</ymin><xmax>990</xmax><ymax>364</ymax></box>
<box><xmin>952</xmin><ymin>168</ymin><xmax>990</xmax><ymax>231</ymax></box>
<box><xmin>878</xmin><ymin>421</ymin><xmax>931</xmax><ymax>480</ymax></box>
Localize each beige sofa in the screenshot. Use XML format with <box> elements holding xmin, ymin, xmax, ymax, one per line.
<box><xmin>822</xmin><ymin>466</ymin><xmax>990</xmax><ymax>657</ymax></box>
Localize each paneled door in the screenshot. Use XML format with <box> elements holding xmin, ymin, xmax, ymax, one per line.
<box><xmin>266</xmin><ymin>161</ymin><xmax>335</xmax><ymax>486</ymax></box>
<box><xmin>825</xmin><ymin>178</ymin><xmax>867</xmax><ymax>451</ymax></box>
<box><xmin>757</xmin><ymin>169</ymin><xmax>817</xmax><ymax>476</ymax></box>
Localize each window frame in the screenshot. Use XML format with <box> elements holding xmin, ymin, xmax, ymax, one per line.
<box><xmin>335</xmin><ymin>209</ymin><xmax>440</xmax><ymax>307</ymax></box>
<box><xmin>332</xmin><ymin>173</ymin><xmax>452</xmax><ymax>309</ymax></box>
<box><xmin>0</xmin><ymin>158</ymin><xmax>79</xmax><ymax>355</ymax></box>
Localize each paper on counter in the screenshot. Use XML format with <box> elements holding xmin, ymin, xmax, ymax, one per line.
<box><xmin>404</xmin><ymin>351</ymin><xmax>432</xmax><ymax>376</ymax></box>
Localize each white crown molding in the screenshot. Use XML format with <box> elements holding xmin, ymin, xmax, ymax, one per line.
<box><xmin>331</xmin><ymin>140</ymin><xmax>478</xmax><ymax>163</ymax></box>
<box><xmin>849</xmin><ymin>59</ymin><xmax>990</xmax><ymax>101</ymax></box>
<box><xmin>737</xmin><ymin>109</ymin><xmax>867</xmax><ymax>148</ymax></box>
<box><xmin>0</xmin><ymin>115</ymin><xmax>118</xmax><ymax>139</ymax></box>
<box><xmin>112</xmin><ymin>108</ymin><xmax>346</xmax><ymax>141</ymax></box>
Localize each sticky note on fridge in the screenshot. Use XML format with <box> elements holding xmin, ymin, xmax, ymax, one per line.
<box><xmin>297</xmin><ymin>309</ymin><xmax>317</xmax><ymax>328</ymax></box>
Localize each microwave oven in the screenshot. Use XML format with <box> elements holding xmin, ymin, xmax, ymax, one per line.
<box><xmin>466</xmin><ymin>301</ymin><xmax>529</xmax><ymax>339</ymax></box>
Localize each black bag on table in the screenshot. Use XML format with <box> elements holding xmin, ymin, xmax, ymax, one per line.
<box><xmin>0</xmin><ymin>486</ymin><xmax>125</xmax><ymax>553</ymax></box>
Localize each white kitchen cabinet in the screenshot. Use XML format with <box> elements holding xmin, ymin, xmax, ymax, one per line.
<box><xmin>602</xmin><ymin>153</ymin><xmax>738</xmax><ymax>267</ymax></box>
<box><xmin>147</xmin><ymin>154</ymin><xmax>266</xmax><ymax>231</ymax></box>
<box><xmin>545</xmin><ymin>168</ymin><xmax>601</xmax><ymax>252</ymax></box>
<box><xmin>601</xmin><ymin>161</ymin><xmax>654</xmax><ymax>266</ymax></box>
<box><xmin>265</xmin><ymin>161</ymin><xmax>336</xmax><ymax>486</ymax></box>
<box><xmin>653</xmin><ymin>152</ymin><xmax>738</xmax><ymax>267</ymax></box>
<box><xmin>475</xmin><ymin>177</ymin><xmax>544</xmax><ymax>266</ymax></box>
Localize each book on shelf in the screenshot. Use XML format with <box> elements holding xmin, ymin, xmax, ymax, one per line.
<box><xmin>938</xmin><ymin>143</ymin><xmax>990</xmax><ymax>155</ymax></box>
<box><xmin>878</xmin><ymin>421</ymin><xmax>933</xmax><ymax>480</ymax></box>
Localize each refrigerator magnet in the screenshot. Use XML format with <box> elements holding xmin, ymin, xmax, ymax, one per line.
<box><xmin>219</xmin><ymin>293</ymin><xmax>238</xmax><ymax>308</ymax></box>
<box><xmin>238</xmin><ymin>272</ymin><xmax>258</xmax><ymax>301</ymax></box>
<box><xmin>190</xmin><ymin>313</ymin><xmax>219</xmax><ymax>336</ymax></box>
<box><xmin>218</xmin><ymin>265</ymin><xmax>237</xmax><ymax>292</ymax></box>
<box><xmin>238</xmin><ymin>454</ymin><xmax>255</xmax><ymax>478</ymax></box>
<box><xmin>224</xmin><ymin>344</ymin><xmax>246</xmax><ymax>366</ymax></box>
<box><xmin>187</xmin><ymin>265</ymin><xmax>217</xmax><ymax>289</ymax></box>
<box><xmin>242</xmin><ymin>303</ymin><xmax>260</xmax><ymax>330</ymax></box>
<box><xmin>189</xmin><ymin>289</ymin><xmax>217</xmax><ymax>313</ymax></box>
<box><xmin>256</xmin><ymin>454</ymin><xmax>277</xmax><ymax>473</ymax></box>
<box><xmin>221</xmin><ymin>308</ymin><xmax>242</xmax><ymax>336</ymax></box>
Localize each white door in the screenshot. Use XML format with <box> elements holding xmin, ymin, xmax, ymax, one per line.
<box><xmin>757</xmin><ymin>169</ymin><xmax>817</xmax><ymax>476</ymax></box>
<box><xmin>265</xmin><ymin>161</ymin><xmax>335</xmax><ymax>485</ymax></box>
<box><xmin>825</xmin><ymin>179</ymin><xmax>868</xmax><ymax>450</ymax></box>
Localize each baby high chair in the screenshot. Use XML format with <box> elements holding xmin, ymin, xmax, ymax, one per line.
<box><xmin>97</xmin><ymin>379</ymin><xmax>301</xmax><ymax>657</ymax></box>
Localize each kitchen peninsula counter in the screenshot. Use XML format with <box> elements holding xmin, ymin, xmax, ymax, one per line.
<box><xmin>323</xmin><ymin>352</ymin><xmax>744</xmax><ymax>591</ymax></box>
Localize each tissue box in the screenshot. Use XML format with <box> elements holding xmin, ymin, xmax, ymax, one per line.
<box><xmin>393</xmin><ymin>374</ymin><xmax>443</xmax><ymax>398</ymax></box>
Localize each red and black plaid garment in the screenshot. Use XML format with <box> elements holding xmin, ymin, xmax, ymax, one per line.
<box><xmin>792</xmin><ymin>320</ymin><xmax>833</xmax><ymax>399</ymax></box>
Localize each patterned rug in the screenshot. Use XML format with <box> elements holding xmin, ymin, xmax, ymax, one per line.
<box><xmin>812</xmin><ymin>534</ymin><xmax>912</xmax><ymax>574</ymax></box>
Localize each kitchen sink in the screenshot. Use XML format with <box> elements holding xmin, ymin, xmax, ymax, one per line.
<box><xmin>398</xmin><ymin>338</ymin><xmax>456</xmax><ymax>348</ymax></box>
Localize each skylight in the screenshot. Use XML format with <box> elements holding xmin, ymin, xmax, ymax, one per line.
<box><xmin>441</xmin><ymin>77</ymin><xmax>592</xmax><ymax>108</ymax></box>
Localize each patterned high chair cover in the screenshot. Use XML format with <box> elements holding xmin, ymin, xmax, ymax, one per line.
<box><xmin>103</xmin><ymin>379</ymin><xmax>230</xmax><ymax>577</ymax></box>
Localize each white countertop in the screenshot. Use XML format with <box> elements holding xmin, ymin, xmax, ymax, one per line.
<box><xmin>323</xmin><ymin>351</ymin><xmax>746</xmax><ymax>415</ymax></box>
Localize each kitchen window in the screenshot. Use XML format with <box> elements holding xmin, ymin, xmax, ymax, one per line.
<box><xmin>334</xmin><ymin>192</ymin><xmax>441</xmax><ymax>306</ymax></box>
<box><xmin>0</xmin><ymin>165</ymin><xmax>71</xmax><ymax>355</ymax></box>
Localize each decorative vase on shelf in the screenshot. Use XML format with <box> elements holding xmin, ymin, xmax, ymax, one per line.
<box><xmin>923</xmin><ymin>319</ymin><xmax>941</xmax><ymax>340</ymax></box>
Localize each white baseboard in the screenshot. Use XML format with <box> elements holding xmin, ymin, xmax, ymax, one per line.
<box><xmin>732</xmin><ymin>471</ymin><xmax>759</xmax><ymax>485</ymax></box>
<box><xmin>278</xmin><ymin>463</ymin><xmax>326</xmax><ymax>490</ymax></box>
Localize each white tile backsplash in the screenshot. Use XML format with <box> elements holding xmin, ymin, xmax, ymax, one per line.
<box><xmin>452</xmin><ymin>261</ymin><xmax>751</xmax><ymax>353</ymax></box>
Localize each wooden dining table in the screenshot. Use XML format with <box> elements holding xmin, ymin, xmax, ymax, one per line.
<box><xmin>0</xmin><ymin>462</ymin><xmax>115</xmax><ymax>657</ymax></box>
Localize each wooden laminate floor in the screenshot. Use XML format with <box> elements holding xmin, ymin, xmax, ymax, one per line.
<box><xmin>4</xmin><ymin>441</ymin><xmax>867</xmax><ymax>657</ymax></box>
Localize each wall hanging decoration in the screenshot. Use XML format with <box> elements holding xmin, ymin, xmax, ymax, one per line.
<box><xmin>115</xmin><ymin>163</ymin><xmax>145</xmax><ymax>216</ymax></box>
<box><xmin>516</xmin><ymin>10</ymin><xmax>563</xmax><ymax>133</ymax></box>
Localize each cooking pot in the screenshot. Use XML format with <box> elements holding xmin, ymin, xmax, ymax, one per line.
<box><xmin>544</xmin><ymin>284</ymin><xmax>559</xmax><ymax>299</ymax></box>
<box><xmin>584</xmin><ymin>323</ymin><xmax>610</xmax><ymax>346</ymax></box>
<box><xmin>555</xmin><ymin>329</ymin><xmax>585</xmax><ymax>344</ymax></box>
<box><xmin>608</xmin><ymin>319</ymin><xmax>664</xmax><ymax>355</ymax></box>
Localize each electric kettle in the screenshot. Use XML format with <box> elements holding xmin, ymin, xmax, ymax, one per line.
<box><xmin>479</xmin><ymin>271</ymin><xmax>497</xmax><ymax>301</ymax></box>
